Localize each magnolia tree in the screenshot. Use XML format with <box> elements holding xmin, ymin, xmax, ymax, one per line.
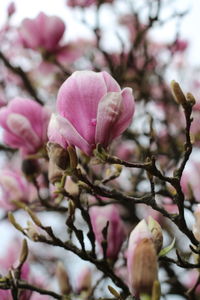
<box><xmin>0</xmin><ymin>0</ymin><xmax>200</xmax><ymax>300</ymax></box>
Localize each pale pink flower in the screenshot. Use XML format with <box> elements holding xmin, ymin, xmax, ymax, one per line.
<box><xmin>0</xmin><ymin>97</ymin><xmax>50</xmax><ymax>156</ymax></box>
<box><xmin>48</xmin><ymin>71</ymin><xmax>134</xmax><ymax>156</ymax></box>
<box><xmin>89</xmin><ymin>204</ymin><xmax>126</xmax><ymax>260</ymax></box>
<box><xmin>19</xmin><ymin>12</ymin><xmax>65</xmax><ymax>53</ymax></box>
<box><xmin>0</xmin><ymin>169</ymin><xmax>35</xmax><ymax>211</ymax></box>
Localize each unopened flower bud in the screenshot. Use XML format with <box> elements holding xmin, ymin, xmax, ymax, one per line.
<box><xmin>8</xmin><ymin>212</ymin><xmax>24</xmax><ymax>233</ymax></box>
<box><xmin>148</xmin><ymin>216</ymin><xmax>163</xmax><ymax>253</ymax></box>
<box><xmin>56</xmin><ymin>261</ymin><xmax>71</xmax><ymax>295</ymax></box>
<box><xmin>131</xmin><ymin>238</ymin><xmax>158</xmax><ymax>296</ymax></box>
<box><xmin>19</xmin><ymin>239</ymin><xmax>29</xmax><ymax>267</ymax></box>
<box><xmin>25</xmin><ymin>221</ymin><xmax>40</xmax><ymax>241</ymax></box>
<box><xmin>171</xmin><ymin>80</ymin><xmax>187</xmax><ymax>106</ymax></box>
<box><xmin>25</xmin><ymin>207</ymin><xmax>42</xmax><ymax>227</ymax></box>
<box><xmin>186</xmin><ymin>92</ymin><xmax>196</xmax><ymax>106</ymax></box>
<box><xmin>127</xmin><ymin>219</ymin><xmax>159</xmax><ymax>297</ymax></box>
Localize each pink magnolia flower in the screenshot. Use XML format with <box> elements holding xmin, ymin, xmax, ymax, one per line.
<box><xmin>0</xmin><ymin>97</ymin><xmax>50</xmax><ymax>156</ymax></box>
<box><xmin>89</xmin><ymin>204</ymin><xmax>126</xmax><ymax>260</ymax></box>
<box><xmin>0</xmin><ymin>169</ymin><xmax>35</xmax><ymax>211</ymax></box>
<box><xmin>48</xmin><ymin>71</ymin><xmax>134</xmax><ymax>156</ymax></box>
<box><xmin>19</xmin><ymin>12</ymin><xmax>65</xmax><ymax>53</ymax></box>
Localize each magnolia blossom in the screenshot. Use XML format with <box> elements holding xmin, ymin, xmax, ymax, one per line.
<box><xmin>127</xmin><ymin>218</ymin><xmax>162</xmax><ymax>297</ymax></box>
<box><xmin>48</xmin><ymin>71</ymin><xmax>134</xmax><ymax>156</ymax></box>
<box><xmin>0</xmin><ymin>97</ymin><xmax>50</xmax><ymax>156</ymax></box>
<box><xmin>0</xmin><ymin>169</ymin><xmax>35</xmax><ymax>210</ymax></box>
<box><xmin>0</xmin><ymin>240</ymin><xmax>31</xmax><ymax>300</ymax></box>
<box><xmin>89</xmin><ymin>204</ymin><xmax>126</xmax><ymax>260</ymax></box>
<box><xmin>19</xmin><ymin>12</ymin><xmax>65</xmax><ymax>53</ymax></box>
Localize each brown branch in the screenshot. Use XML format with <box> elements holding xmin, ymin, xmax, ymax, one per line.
<box><xmin>0</xmin><ymin>51</ymin><xmax>43</xmax><ymax>105</ymax></box>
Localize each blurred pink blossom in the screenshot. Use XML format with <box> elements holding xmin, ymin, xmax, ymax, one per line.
<box><xmin>19</xmin><ymin>12</ymin><xmax>65</xmax><ymax>53</ymax></box>
<box><xmin>90</xmin><ymin>204</ymin><xmax>126</xmax><ymax>260</ymax></box>
<box><xmin>0</xmin><ymin>169</ymin><xmax>35</xmax><ymax>211</ymax></box>
<box><xmin>0</xmin><ymin>97</ymin><xmax>50</xmax><ymax>156</ymax></box>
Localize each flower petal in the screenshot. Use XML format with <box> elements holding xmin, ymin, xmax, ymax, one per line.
<box><xmin>57</xmin><ymin>71</ymin><xmax>108</xmax><ymax>144</ymax></box>
<box><xmin>48</xmin><ymin>114</ymin><xmax>92</xmax><ymax>155</ymax></box>
<box><xmin>8</xmin><ymin>97</ymin><xmax>49</xmax><ymax>142</ymax></box>
<box><xmin>102</xmin><ymin>71</ymin><xmax>121</xmax><ymax>92</ymax></box>
<box><xmin>95</xmin><ymin>92</ymin><xmax>123</xmax><ymax>147</ymax></box>
<box><xmin>7</xmin><ymin>113</ymin><xmax>41</xmax><ymax>153</ymax></box>
<box><xmin>111</xmin><ymin>87</ymin><xmax>135</xmax><ymax>139</ymax></box>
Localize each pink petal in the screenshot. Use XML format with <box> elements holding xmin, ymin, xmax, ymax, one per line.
<box><xmin>95</xmin><ymin>92</ymin><xmax>123</xmax><ymax>147</ymax></box>
<box><xmin>37</xmin><ymin>12</ymin><xmax>65</xmax><ymax>51</ymax></box>
<box><xmin>8</xmin><ymin>97</ymin><xmax>49</xmax><ymax>142</ymax></box>
<box><xmin>57</xmin><ymin>71</ymin><xmax>108</xmax><ymax>144</ymax></box>
<box><xmin>102</xmin><ymin>71</ymin><xmax>121</xmax><ymax>92</ymax></box>
<box><xmin>48</xmin><ymin>113</ymin><xmax>68</xmax><ymax>148</ymax></box>
<box><xmin>48</xmin><ymin>114</ymin><xmax>92</xmax><ymax>155</ymax></box>
<box><xmin>7</xmin><ymin>113</ymin><xmax>41</xmax><ymax>152</ymax></box>
<box><xmin>20</xmin><ymin>18</ymin><xmax>42</xmax><ymax>49</ymax></box>
<box><xmin>96</xmin><ymin>87</ymin><xmax>134</xmax><ymax>146</ymax></box>
<box><xmin>111</xmin><ymin>88</ymin><xmax>134</xmax><ymax>138</ymax></box>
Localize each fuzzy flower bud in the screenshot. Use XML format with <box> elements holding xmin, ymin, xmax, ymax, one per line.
<box><xmin>127</xmin><ymin>219</ymin><xmax>162</xmax><ymax>297</ymax></box>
